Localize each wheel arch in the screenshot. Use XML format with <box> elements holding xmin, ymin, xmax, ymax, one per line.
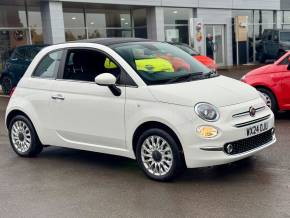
<box><xmin>254</xmin><ymin>85</ymin><xmax>280</xmax><ymax>110</ymax></box>
<box><xmin>6</xmin><ymin>109</ymin><xmax>32</xmax><ymax>129</ymax></box>
<box><xmin>132</xmin><ymin>121</ymin><xmax>185</xmax><ymax>159</ymax></box>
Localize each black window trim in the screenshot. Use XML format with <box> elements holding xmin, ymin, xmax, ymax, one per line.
<box><xmin>56</xmin><ymin>47</ymin><xmax>138</xmax><ymax>88</ymax></box>
<box><xmin>31</xmin><ymin>48</ymin><xmax>66</xmax><ymax>80</ymax></box>
<box><xmin>277</xmin><ymin>54</ymin><xmax>290</xmax><ymax>65</ymax></box>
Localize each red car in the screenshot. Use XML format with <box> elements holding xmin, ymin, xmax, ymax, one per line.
<box><xmin>171</xmin><ymin>43</ymin><xmax>217</xmax><ymax>70</ymax></box>
<box><xmin>241</xmin><ymin>52</ymin><xmax>290</xmax><ymax>113</ymax></box>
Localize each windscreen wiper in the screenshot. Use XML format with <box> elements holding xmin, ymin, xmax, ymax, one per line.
<box><xmin>166</xmin><ymin>72</ymin><xmax>204</xmax><ymax>84</ymax></box>
<box><xmin>204</xmin><ymin>70</ymin><xmax>218</xmax><ymax>78</ymax></box>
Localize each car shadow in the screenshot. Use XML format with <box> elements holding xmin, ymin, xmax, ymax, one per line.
<box><xmin>179</xmin><ymin>157</ymin><xmax>258</xmax><ymax>183</ymax></box>
<box><xmin>275</xmin><ymin>111</ymin><xmax>290</xmax><ymax>120</ymax></box>
<box><xmin>38</xmin><ymin>146</ymin><xmax>263</xmax><ymax>183</ymax></box>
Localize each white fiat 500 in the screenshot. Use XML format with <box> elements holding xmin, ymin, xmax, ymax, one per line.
<box><xmin>5</xmin><ymin>38</ymin><xmax>276</xmax><ymax>181</ymax></box>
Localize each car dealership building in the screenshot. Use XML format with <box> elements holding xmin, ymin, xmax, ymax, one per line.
<box><xmin>1</xmin><ymin>0</ymin><xmax>290</xmax><ymax>68</ymax></box>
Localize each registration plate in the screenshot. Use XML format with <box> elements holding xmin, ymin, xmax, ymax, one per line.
<box><xmin>246</xmin><ymin>122</ymin><xmax>269</xmax><ymax>137</ymax></box>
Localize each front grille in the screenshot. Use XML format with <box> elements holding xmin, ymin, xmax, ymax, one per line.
<box><xmin>224</xmin><ymin>129</ymin><xmax>274</xmax><ymax>155</ymax></box>
<box><xmin>232</xmin><ymin>106</ymin><xmax>265</xmax><ymax>118</ymax></box>
<box><xmin>234</xmin><ymin>114</ymin><xmax>271</xmax><ymax>128</ymax></box>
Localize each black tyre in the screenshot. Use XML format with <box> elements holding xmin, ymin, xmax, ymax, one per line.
<box><xmin>257</xmin><ymin>87</ymin><xmax>278</xmax><ymax>114</ymax></box>
<box><xmin>1</xmin><ymin>76</ymin><xmax>13</xmax><ymax>95</ymax></box>
<box><xmin>8</xmin><ymin>115</ymin><xmax>43</xmax><ymax>157</ymax></box>
<box><xmin>136</xmin><ymin>128</ymin><xmax>185</xmax><ymax>181</ymax></box>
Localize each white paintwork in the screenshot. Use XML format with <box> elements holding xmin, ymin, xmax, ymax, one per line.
<box><xmin>95</xmin><ymin>73</ymin><xmax>117</xmax><ymax>86</ymax></box>
<box><xmin>5</xmin><ymin>42</ymin><xmax>276</xmax><ymax>168</ymax></box>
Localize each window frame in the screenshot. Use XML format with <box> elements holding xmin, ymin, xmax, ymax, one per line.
<box><xmin>278</xmin><ymin>54</ymin><xmax>290</xmax><ymax>65</ymax></box>
<box><xmin>56</xmin><ymin>47</ymin><xmax>137</xmax><ymax>87</ymax></box>
<box><xmin>31</xmin><ymin>49</ymin><xmax>66</xmax><ymax>80</ymax></box>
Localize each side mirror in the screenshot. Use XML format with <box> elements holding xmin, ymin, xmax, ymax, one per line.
<box><xmin>95</xmin><ymin>73</ymin><xmax>121</xmax><ymax>96</ymax></box>
<box><xmin>95</xmin><ymin>73</ymin><xmax>116</xmax><ymax>86</ymax></box>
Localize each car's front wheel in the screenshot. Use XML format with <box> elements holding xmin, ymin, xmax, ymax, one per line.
<box><xmin>136</xmin><ymin>128</ymin><xmax>184</xmax><ymax>181</ymax></box>
<box><xmin>257</xmin><ymin>88</ymin><xmax>278</xmax><ymax>114</ymax></box>
<box><xmin>8</xmin><ymin>115</ymin><xmax>43</xmax><ymax>157</ymax></box>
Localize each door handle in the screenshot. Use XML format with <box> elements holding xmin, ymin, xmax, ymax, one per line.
<box><xmin>51</xmin><ymin>94</ymin><xmax>65</xmax><ymax>100</ymax></box>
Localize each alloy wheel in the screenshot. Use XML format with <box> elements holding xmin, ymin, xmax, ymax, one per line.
<box><xmin>261</xmin><ymin>92</ymin><xmax>272</xmax><ymax>109</ymax></box>
<box><xmin>141</xmin><ymin>135</ymin><xmax>173</xmax><ymax>176</ymax></box>
<box><xmin>11</xmin><ymin>120</ymin><xmax>32</xmax><ymax>153</ymax></box>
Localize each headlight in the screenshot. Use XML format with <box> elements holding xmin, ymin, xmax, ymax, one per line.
<box><xmin>196</xmin><ymin>126</ymin><xmax>218</xmax><ymax>138</ymax></box>
<box><xmin>195</xmin><ymin>102</ymin><xmax>220</xmax><ymax>122</ymax></box>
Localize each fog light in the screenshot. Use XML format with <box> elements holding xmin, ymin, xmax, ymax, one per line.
<box><xmin>271</xmin><ymin>128</ymin><xmax>275</xmax><ymax>135</ymax></box>
<box><xmin>225</xmin><ymin>144</ymin><xmax>234</xmax><ymax>154</ymax></box>
<box><xmin>197</xmin><ymin>126</ymin><xmax>218</xmax><ymax>138</ymax></box>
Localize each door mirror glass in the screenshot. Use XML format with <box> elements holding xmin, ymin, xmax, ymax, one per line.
<box><xmin>95</xmin><ymin>73</ymin><xmax>117</xmax><ymax>86</ymax></box>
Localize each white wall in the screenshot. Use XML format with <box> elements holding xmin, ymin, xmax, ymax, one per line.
<box><xmin>147</xmin><ymin>7</ymin><xmax>165</xmax><ymax>41</ymax></box>
<box><xmin>41</xmin><ymin>1</ymin><xmax>65</xmax><ymax>44</ymax></box>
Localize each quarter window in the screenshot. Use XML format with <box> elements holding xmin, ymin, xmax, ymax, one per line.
<box><xmin>279</xmin><ymin>55</ymin><xmax>290</xmax><ymax>65</ymax></box>
<box><xmin>33</xmin><ymin>50</ymin><xmax>63</xmax><ymax>78</ymax></box>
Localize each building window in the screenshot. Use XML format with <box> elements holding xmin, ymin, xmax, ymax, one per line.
<box><xmin>283</xmin><ymin>11</ymin><xmax>290</xmax><ymax>29</ymax></box>
<box><xmin>63</xmin><ymin>7</ymin><xmax>86</xmax><ymax>41</ymax></box>
<box><xmin>86</xmin><ymin>11</ymin><xmax>106</xmax><ymax>38</ymax></box>
<box><xmin>0</xmin><ymin>3</ymin><xmax>28</xmax><ymax>70</ymax></box>
<box><xmin>0</xmin><ymin>4</ymin><xmax>27</xmax><ymax>28</ymax></box>
<box><xmin>261</xmin><ymin>11</ymin><xmax>274</xmax><ymax>31</ymax></box>
<box><xmin>164</xmin><ymin>8</ymin><xmax>192</xmax><ymax>44</ymax></box>
<box><xmin>63</xmin><ymin>4</ymin><xmax>144</xmax><ymax>41</ymax></box>
<box><xmin>232</xmin><ymin>10</ymin><xmax>276</xmax><ymax>64</ymax></box>
<box><xmin>133</xmin><ymin>9</ymin><xmax>147</xmax><ymax>38</ymax></box>
<box><xmin>85</xmin><ymin>8</ymin><xmax>132</xmax><ymax>39</ymax></box>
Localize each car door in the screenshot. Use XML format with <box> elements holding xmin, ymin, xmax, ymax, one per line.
<box><xmin>21</xmin><ymin>49</ymin><xmax>65</xmax><ymax>142</ymax></box>
<box><xmin>280</xmin><ymin>56</ymin><xmax>290</xmax><ymax>108</ymax></box>
<box><xmin>49</xmin><ymin>48</ymin><xmax>127</xmax><ymax>155</ymax></box>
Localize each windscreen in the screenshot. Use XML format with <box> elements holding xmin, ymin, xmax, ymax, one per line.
<box><xmin>111</xmin><ymin>42</ymin><xmax>213</xmax><ymax>85</ymax></box>
<box><xmin>176</xmin><ymin>44</ymin><xmax>199</xmax><ymax>56</ymax></box>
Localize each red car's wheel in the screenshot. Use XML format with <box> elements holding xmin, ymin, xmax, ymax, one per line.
<box><xmin>257</xmin><ymin>88</ymin><xmax>278</xmax><ymax>114</ymax></box>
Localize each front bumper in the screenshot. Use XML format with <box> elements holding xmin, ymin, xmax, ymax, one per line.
<box><xmin>179</xmin><ymin>98</ymin><xmax>276</xmax><ymax>168</ymax></box>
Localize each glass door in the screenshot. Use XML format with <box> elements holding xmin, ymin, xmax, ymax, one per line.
<box><xmin>205</xmin><ymin>25</ymin><xmax>226</xmax><ymax>66</ymax></box>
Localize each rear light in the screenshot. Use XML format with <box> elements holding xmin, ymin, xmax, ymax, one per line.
<box><xmin>9</xmin><ymin>87</ymin><xmax>15</xmax><ymax>97</ymax></box>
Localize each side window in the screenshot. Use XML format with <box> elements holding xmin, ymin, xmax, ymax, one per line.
<box><xmin>62</xmin><ymin>49</ymin><xmax>122</xmax><ymax>83</ymax></box>
<box><xmin>33</xmin><ymin>50</ymin><xmax>63</xmax><ymax>78</ymax></box>
<box><xmin>279</xmin><ymin>55</ymin><xmax>290</xmax><ymax>65</ymax></box>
